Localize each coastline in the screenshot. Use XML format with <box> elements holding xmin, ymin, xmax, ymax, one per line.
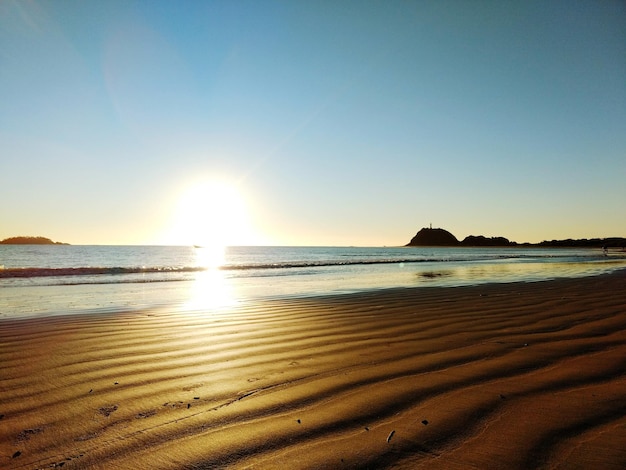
<box><xmin>2</xmin><ymin>251</ymin><xmax>625</xmax><ymax>320</ymax></box>
<box><xmin>1</xmin><ymin>270</ymin><xmax>626</xmax><ymax>468</ymax></box>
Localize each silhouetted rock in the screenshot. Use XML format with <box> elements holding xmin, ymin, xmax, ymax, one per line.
<box><xmin>0</xmin><ymin>236</ymin><xmax>68</xmax><ymax>245</ymax></box>
<box><xmin>460</xmin><ymin>235</ymin><xmax>515</xmax><ymax>246</ymax></box>
<box><xmin>405</xmin><ymin>227</ymin><xmax>625</xmax><ymax>248</ymax></box>
<box><xmin>406</xmin><ymin>228</ymin><xmax>459</xmax><ymax>246</ymax></box>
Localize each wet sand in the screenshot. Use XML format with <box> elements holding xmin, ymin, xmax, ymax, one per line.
<box><xmin>1</xmin><ymin>271</ymin><xmax>626</xmax><ymax>469</ymax></box>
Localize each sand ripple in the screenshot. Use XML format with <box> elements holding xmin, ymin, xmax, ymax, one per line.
<box><xmin>1</xmin><ymin>272</ymin><xmax>625</xmax><ymax>469</ymax></box>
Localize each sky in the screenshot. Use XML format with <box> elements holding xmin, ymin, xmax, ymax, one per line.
<box><xmin>1</xmin><ymin>0</ymin><xmax>625</xmax><ymax>246</ymax></box>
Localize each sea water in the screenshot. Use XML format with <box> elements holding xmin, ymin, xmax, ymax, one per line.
<box><xmin>1</xmin><ymin>245</ymin><xmax>625</xmax><ymax>318</ymax></box>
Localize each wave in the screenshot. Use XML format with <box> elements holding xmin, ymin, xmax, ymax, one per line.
<box><xmin>0</xmin><ymin>252</ymin><xmax>605</xmax><ymax>280</ymax></box>
<box><xmin>0</xmin><ymin>266</ymin><xmax>204</xmax><ymax>279</ymax></box>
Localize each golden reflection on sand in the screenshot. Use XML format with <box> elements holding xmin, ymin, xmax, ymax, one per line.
<box><xmin>185</xmin><ymin>247</ymin><xmax>237</xmax><ymax>310</ymax></box>
<box><xmin>185</xmin><ymin>268</ymin><xmax>237</xmax><ymax>311</ymax></box>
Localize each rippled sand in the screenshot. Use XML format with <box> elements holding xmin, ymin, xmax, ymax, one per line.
<box><xmin>1</xmin><ymin>271</ymin><xmax>625</xmax><ymax>469</ymax></box>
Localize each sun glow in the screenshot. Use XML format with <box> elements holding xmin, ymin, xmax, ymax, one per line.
<box><xmin>166</xmin><ymin>179</ymin><xmax>251</xmax><ymax>257</ymax></box>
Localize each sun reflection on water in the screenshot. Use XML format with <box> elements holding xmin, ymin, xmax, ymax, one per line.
<box><xmin>194</xmin><ymin>245</ymin><xmax>226</xmax><ymax>270</ymax></box>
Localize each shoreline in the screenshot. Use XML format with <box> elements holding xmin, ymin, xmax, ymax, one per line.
<box><xmin>3</xmin><ymin>264</ymin><xmax>626</xmax><ymax>321</ymax></box>
<box><xmin>1</xmin><ymin>270</ymin><xmax>626</xmax><ymax>468</ymax></box>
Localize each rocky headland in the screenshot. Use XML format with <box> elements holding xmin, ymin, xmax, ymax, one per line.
<box><xmin>406</xmin><ymin>227</ymin><xmax>460</xmax><ymax>246</ymax></box>
<box><xmin>406</xmin><ymin>227</ymin><xmax>626</xmax><ymax>248</ymax></box>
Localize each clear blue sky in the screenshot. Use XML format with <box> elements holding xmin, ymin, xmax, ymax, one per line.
<box><xmin>1</xmin><ymin>0</ymin><xmax>625</xmax><ymax>246</ymax></box>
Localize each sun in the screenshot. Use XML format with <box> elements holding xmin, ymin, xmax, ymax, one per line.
<box><xmin>167</xmin><ymin>179</ymin><xmax>250</xmax><ymax>260</ymax></box>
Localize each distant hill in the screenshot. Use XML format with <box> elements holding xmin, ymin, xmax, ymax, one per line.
<box><xmin>459</xmin><ymin>235</ymin><xmax>515</xmax><ymax>247</ymax></box>
<box><xmin>0</xmin><ymin>236</ymin><xmax>68</xmax><ymax>245</ymax></box>
<box><xmin>406</xmin><ymin>228</ymin><xmax>459</xmax><ymax>246</ymax></box>
<box><xmin>536</xmin><ymin>237</ymin><xmax>626</xmax><ymax>248</ymax></box>
<box><xmin>405</xmin><ymin>228</ymin><xmax>625</xmax><ymax>248</ymax></box>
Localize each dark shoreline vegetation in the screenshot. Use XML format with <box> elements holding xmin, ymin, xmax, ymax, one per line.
<box><xmin>406</xmin><ymin>227</ymin><xmax>626</xmax><ymax>248</ymax></box>
<box><xmin>0</xmin><ymin>236</ymin><xmax>69</xmax><ymax>245</ymax></box>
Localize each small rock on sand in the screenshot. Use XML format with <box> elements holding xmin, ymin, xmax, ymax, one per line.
<box><xmin>98</xmin><ymin>405</ymin><xmax>118</xmax><ymax>417</ymax></box>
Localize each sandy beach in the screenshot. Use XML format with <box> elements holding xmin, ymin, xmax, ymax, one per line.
<box><xmin>1</xmin><ymin>270</ymin><xmax>625</xmax><ymax>469</ymax></box>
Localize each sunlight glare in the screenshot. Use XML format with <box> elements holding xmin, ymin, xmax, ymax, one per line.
<box><xmin>168</xmin><ymin>179</ymin><xmax>251</xmax><ymax>252</ymax></box>
<box><xmin>195</xmin><ymin>245</ymin><xmax>225</xmax><ymax>269</ymax></box>
<box><xmin>184</xmin><ymin>268</ymin><xmax>238</xmax><ymax>311</ymax></box>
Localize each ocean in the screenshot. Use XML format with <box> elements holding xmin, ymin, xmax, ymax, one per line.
<box><xmin>1</xmin><ymin>245</ymin><xmax>625</xmax><ymax>318</ymax></box>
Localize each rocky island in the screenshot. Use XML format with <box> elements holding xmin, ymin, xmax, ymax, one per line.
<box><xmin>0</xmin><ymin>236</ymin><xmax>68</xmax><ymax>245</ymax></box>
